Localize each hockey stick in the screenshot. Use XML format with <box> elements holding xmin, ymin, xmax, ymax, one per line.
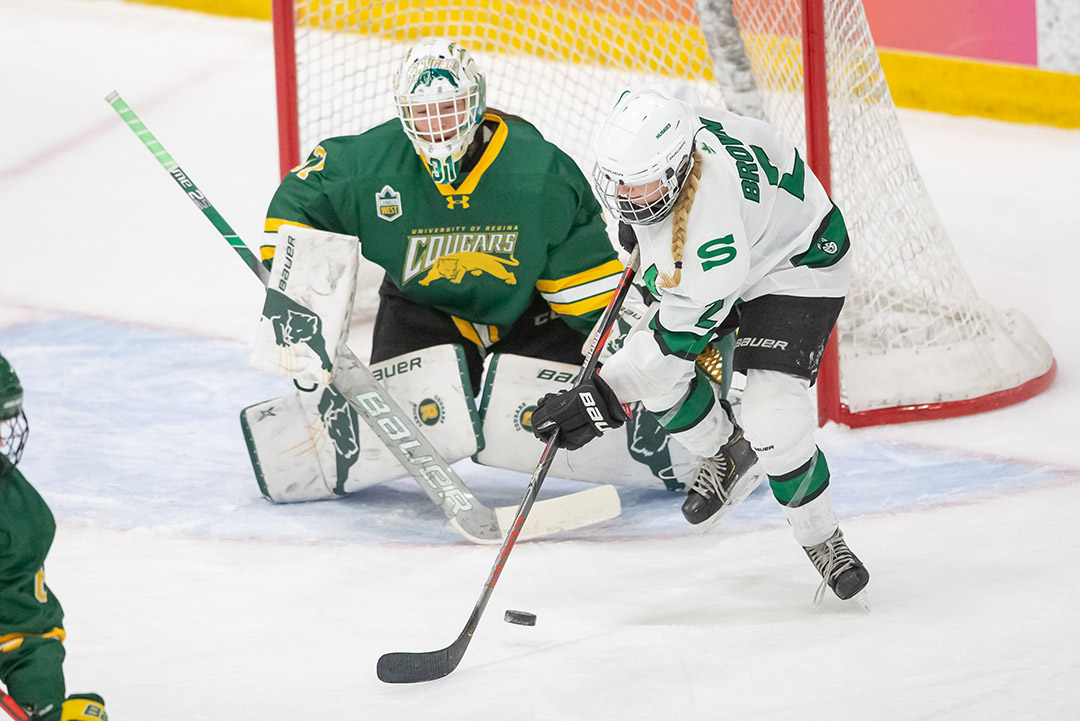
<box><xmin>1</xmin><ymin>691</ymin><xmax>30</xmax><ymax>721</ymax></box>
<box><xmin>376</xmin><ymin>246</ymin><xmax>640</xmax><ymax>683</ymax></box>
<box><xmin>104</xmin><ymin>90</ymin><xmax>620</xmax><ymax>544</ymax></box>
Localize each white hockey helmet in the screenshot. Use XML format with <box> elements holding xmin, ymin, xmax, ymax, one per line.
<box><xmin>393</xmin><ymin>38</ymin><xmax>486</xmax><ymax>184</ymax></box>
<box><xmin>592</xmin><ymin>88</ymin><xmax>700</xmax><ymax>225</ymax></box>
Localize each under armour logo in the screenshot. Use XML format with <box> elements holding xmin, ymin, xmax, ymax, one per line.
<box><xmin>445</xmin><ymin>195</ymin><xmax>470</xmax><ymax>209</ymax></box>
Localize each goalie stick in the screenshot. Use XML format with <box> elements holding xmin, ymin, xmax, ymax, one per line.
<box><xmin>376</xmin><ymin>246</ymin><xmax>640</xmax><ymax>684</ymax></box>
<box><xmin>104</xmin><ymin>90</ymin><xmax>621</xmax><ymax>544</ymax></box>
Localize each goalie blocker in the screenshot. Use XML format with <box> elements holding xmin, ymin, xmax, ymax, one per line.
<box><xmin>243</xmin><ymin>345</ymin><xmax>696</xmax><ymax>503</ymax></box>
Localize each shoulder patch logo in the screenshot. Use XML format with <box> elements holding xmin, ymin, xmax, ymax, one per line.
<box><xmin>376</xmin><ymin>185</ymin><xmax>402</xmax><ymax>222</ymax></box>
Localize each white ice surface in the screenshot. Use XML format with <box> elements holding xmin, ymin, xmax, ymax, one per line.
<box><xmin>1</xmin><ymin>1</ymin><xmax>1079</xmax><ymax>719</ymax></box>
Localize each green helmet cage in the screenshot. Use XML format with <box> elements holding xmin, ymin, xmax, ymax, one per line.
<box><xmin>0</xmin><ymin>353</ymin><xmax>28</xmax><ymax>473</ymax></box>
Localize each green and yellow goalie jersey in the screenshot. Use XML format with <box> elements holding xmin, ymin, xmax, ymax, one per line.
<box><xmin>263</xmin><ymin>114</ymin><xmax>623</xmax><ymax>344</ymax></box>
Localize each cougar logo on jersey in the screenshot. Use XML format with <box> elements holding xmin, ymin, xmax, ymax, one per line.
<box><xmin>418</xmin><ymin>252</ymin><xmax>519</xmax><ymax>286</ymax></box>
<box><xmin>376</xmin><ymin>185</ymin><xmax>402</xmax><ymax>222</ymax></box>
<box><xmin>403</xmin><ymin>229</ymin><xmax>520</xmax><ymax>285</ymax></box>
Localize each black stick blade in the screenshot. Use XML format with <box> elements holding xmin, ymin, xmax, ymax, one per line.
<box><xmin>377</xmin><ymin>635</ymin><xmax>470</xmax><ymax>684</ymax></box>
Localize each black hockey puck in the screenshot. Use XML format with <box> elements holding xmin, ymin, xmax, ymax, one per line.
<box><xmin>504</xmin><ymin>609</ymin><xmax>537</xmax><ymax>626</ymax></box>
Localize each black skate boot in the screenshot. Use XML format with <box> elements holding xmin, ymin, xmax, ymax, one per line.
<box><xmin>681</xmin><ymin>401</ymin><xmax>764</xmax><ymax>525</ymax></box>
<box><xmin>803</xmin><ymin>528</ymin><xmax>870</xmax><ymax>602</ymax></box>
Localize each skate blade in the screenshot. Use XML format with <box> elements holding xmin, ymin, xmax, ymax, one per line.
<box><xmin>847</xmin><ymin>589</ymin><xmax>871</xmax><ymax>613</ymax></box>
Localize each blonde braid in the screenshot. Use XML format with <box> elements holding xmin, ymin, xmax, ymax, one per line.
<box><xmin>659</xmin><ymin>150</ymin><xmax>703</xmax><ymax>289</ymax></box>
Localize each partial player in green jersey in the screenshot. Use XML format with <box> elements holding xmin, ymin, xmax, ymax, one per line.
<box><xmin>532</xmin><ymin>86</ymin><xmax>869</xmax><ymax>604</ymax></box>
<box><xmin>0</xmin><ymin>353</ymin><xmax>107</xmax><ymax>721</ymax></box>
<box><xmin>262</xmin><ymin>38</ymin><xmax>623</xmax><ymax>393</ymax></box>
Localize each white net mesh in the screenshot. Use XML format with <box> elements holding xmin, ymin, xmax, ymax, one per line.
<box><xmin>282</xmin><ymin>0</ymin><xmax>1053</xmax><ymax>417</ymax></box>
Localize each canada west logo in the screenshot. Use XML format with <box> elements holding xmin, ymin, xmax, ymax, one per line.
<box><xmin>418</xmin><ymin>252</ymin><xmax>519</xmax><ymax>286</ymax></box>
<box><xmin>263</xmin><ymin>288</ymin><xmax>333</xmax><ymax>374</ymax></box>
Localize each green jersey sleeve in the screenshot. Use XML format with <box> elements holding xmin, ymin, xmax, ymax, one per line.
<box><xmin>534</xmin><ymin>154</ymin><xmax>623</xmax><ymax>336</ymax></box>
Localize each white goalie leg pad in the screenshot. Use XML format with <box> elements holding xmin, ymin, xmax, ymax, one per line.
<box><xmin>241</xmin><ymin>390</ymin><xmax>338</xmax><ymax>502</ymax></box>
<box><xmin>242</xmin><ymin>344</ymin><xmax>480</xmax><ymax>502</ymax></box>
<box><xmin>250</xmin><ymin>225</ymin><xmax>359</xmax><ymax>387</ymax></box>
<box><xmin>475</xmin><ymin>353</ymin><xmax>696</xmax><ymax>490</ymax></box>
<box><xmin>739</xmin><ymin>368</ymin><xmax>818</xmax><ymax>477</ymax></box>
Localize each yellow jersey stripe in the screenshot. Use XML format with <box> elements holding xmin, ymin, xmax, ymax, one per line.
<box><xmin>548</xmin><ymin>290</ymin><xmax>617</xmax><ymax>317</ymax></box>
<box><xmin>452</xmin><ymin>316</ymin><xmax>485</xmax><ymax>349</ymax></box>
<box><xmin>0</xmin><ymin>627</ymin><xmax>66</xmax><ymax>653</ymax></box>
<box><xmin>540</xmin><ymin>274</ymin><xmax>621</xmax><ymax>305</ymax></box>
<box><xmin>264</xmin><ymin>218</ymin><xmax>314</xmax><ymax>232</ymax></box>
<box><xmin>536</xmin><ymin>259</ymin><xmax>624</xmax><ymax>293</ymax></box>
<box><xmin>432</xmin><ymin>114</ymin><xmax>509</xmax><ymax>197</ymax></box>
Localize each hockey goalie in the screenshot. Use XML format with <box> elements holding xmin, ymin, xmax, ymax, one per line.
<box><xmin>241</xmin><ymin>39</ymin><xmax>756</xmax><ymax>528</ymax></box>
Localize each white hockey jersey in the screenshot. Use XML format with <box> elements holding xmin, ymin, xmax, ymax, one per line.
<box><xmin>600</xmin><ymin>104</ymin><xmax>852</xmax><ymax>410</ymax></box>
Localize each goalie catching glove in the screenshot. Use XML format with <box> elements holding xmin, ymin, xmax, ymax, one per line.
<box><xmin>531</xmin><ymin>374</ymin><xmax>629</xmax><ymax>451</ymax></box>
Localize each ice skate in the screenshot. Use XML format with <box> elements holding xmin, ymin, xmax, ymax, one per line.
<box><xmin>803</xmin><ymin>528</ymin><xmax>870</xmax><ymax>604</ymax></box>
<box><xmin>681</xmin><ymin>401</ymin><xmax>765</xmax><ymax>526</ymax></box>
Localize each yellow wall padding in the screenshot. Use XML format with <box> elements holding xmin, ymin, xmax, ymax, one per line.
<box><xmin>879</xmin><ymin>50</ymin><xmax>1080</xmax><ymax>129</ymax></box>
<box><xmin>115</xmin><ymin>0</ymin><xmax>1080</xmax><ymax>128</ymax></box>
<box><xmin>122</xmin><ymin>0</ymin><xmax>271</xmax><ymax>20</ymax></box>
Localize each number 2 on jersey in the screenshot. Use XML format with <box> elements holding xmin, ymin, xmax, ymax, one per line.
<box><xmin>750</xmin><ymin>145</ymin><xmax>805</xmax><ymax>200</ymax></box>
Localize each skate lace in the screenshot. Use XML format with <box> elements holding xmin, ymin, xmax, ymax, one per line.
<box><xmin>807</xmin><ymin>534</ymin><xmax>859</xmax><ymax>607</ymax></box>
<box><xmin>688</xmin><ymin>452</ymin><xmax>732</xmax><ymax>500</ymax></box>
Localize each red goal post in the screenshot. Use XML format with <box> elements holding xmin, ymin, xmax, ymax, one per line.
<box><xmin>271</xmin><ymin>0</ymin><xmax>1056</xmax><ymax>428</ymax></box>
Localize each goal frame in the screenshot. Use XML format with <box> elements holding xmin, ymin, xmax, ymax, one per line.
<box><xmin>270</xmin><ymin>0</ymin><xmax>1056</xmax><ymax>428</ymax></box>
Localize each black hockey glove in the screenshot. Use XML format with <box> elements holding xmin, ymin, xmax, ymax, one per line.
<box><xmin>617</xmin><ymin>222</ymin><xmax>639</xmax><ymax>254</ymax></box>
<box><xmin>531</xmin><ymin>374</ymin><xmax>629</xmax><ymax>451</ymax></box>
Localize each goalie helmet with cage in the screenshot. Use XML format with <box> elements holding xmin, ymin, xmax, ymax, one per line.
<box><xmin>593</xmin><ymin>88</ymin><xmax>700</xmax><ymax>225</ymax></box>
<box><xmin>0</xmin><ymin>352</ymin><xmax>29</xmax><ymax>476</ymax></box>
<box><xmin>393</xmin><ymin>38</ymin><xmax>486</xmax><ymax>185</ymax></box>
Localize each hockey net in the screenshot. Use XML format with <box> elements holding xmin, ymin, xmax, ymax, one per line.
<box><xmin>271</xmin><ymin>0</ymin><xmax>1055</xmax><ymax>426</ymax></box>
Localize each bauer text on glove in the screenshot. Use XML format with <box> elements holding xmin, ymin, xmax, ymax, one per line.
<box><xmin>531</xmin><ymin>376</ymin><xmax>629</xmax><ymax>451</ymax></box>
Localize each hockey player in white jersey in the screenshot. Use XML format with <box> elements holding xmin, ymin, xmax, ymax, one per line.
<box><xmin>532</xmin><ymin>86</ymin><xmax>869</xmax><ymax>601</ymax></box>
